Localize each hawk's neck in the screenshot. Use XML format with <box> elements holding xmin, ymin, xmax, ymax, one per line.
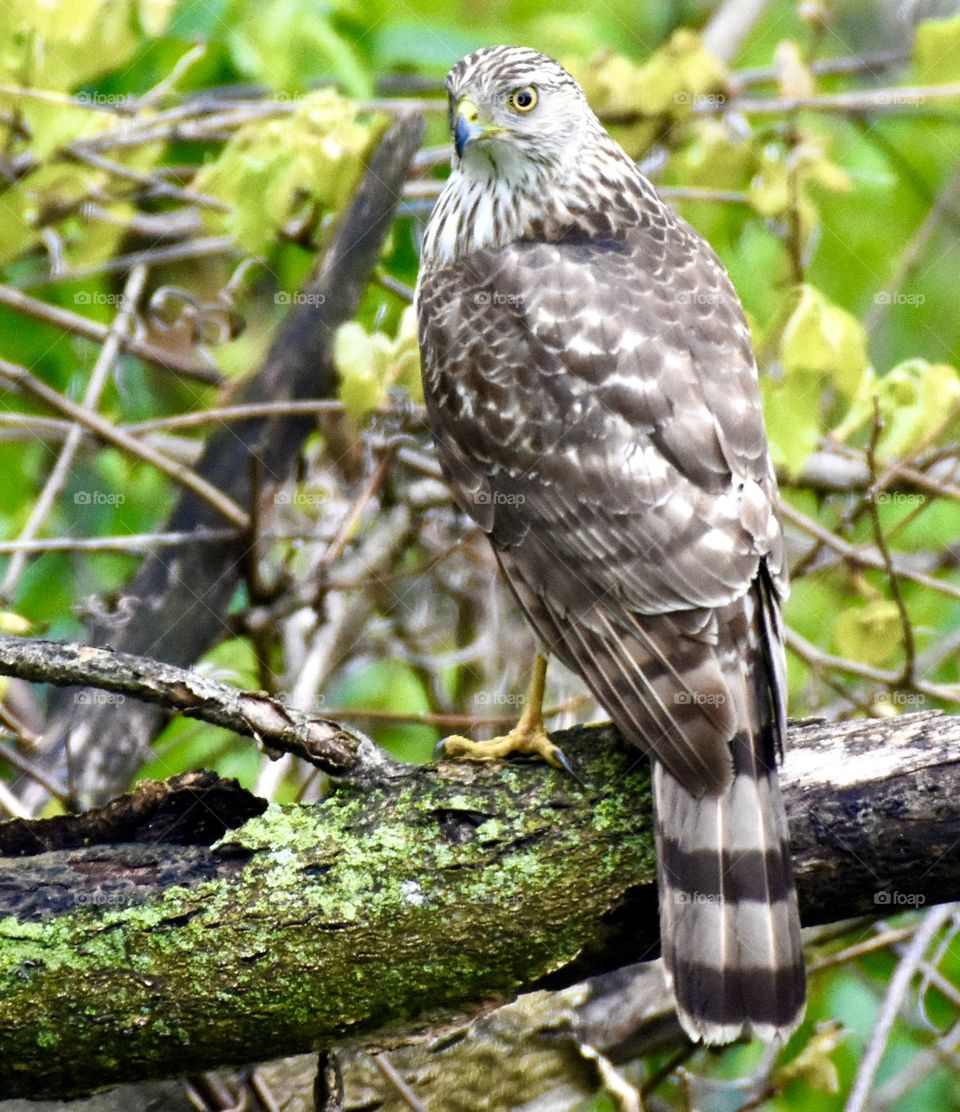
<box><xmin>420</xmin><ymin>139</ymin><xmax>661</xmax><ymax>269</ymax></box>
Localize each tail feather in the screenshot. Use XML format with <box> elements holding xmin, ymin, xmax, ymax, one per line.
<box><xmin>654</xmin><ymin>737</ymin><xmax>804</xmax><ymax>1043</ymax></box>
<box><xmin>654</xmin><ymin>578</ymin><xmax>804</xmax><ymax>1044</ymax></box>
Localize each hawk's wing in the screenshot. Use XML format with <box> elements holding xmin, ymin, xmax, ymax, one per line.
<box><xmin>417</xmin><ymin>208</ymin><xmax>786</xmax><ymax>794</ymax></box>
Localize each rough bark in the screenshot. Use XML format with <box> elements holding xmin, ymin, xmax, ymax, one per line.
<box><xmin>23</xmin><ymin>111</ymin><xmax>425</xmax><ymax>812</ymax></box>
<box><xmin>1</xmin><ymin>710</ymin><xmax>957</xmax><ymax>1101</ymax></box>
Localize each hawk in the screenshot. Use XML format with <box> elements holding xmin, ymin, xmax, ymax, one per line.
<box><xmin>415</xmin><ymin>45</ymin><xmax>805</xmax><ymax>1045</ymax></box>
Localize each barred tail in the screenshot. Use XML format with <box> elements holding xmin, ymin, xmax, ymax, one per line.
<box><xmin>653</xmin><ymin>729</ymin><xmax>805</xmax><ymax>1044</ymax></box>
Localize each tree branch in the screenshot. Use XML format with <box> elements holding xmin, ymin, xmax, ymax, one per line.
<box><xmin>1</xmin><ymin>710</ymin><xmax>958</xmax><ymax>1100</ymax></box>
<box><xmin>0</xmin><ymin>638</ymin><xmax>394</xmax><ymax>783</ymax></box>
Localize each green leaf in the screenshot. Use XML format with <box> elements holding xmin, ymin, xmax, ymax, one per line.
<box><xmin>764</xmin><ymin>285</ymin><xmax>871</xmax><ymax>477</ymax></box>
<box><xmin>874</xmin><ymin>359</ymin><xmax>960</xmax><ymax>459</ymax></box>
<box><xmin>0</xmin><ymin>611</ymin><xmax>33</xmax><ymax>635</ymax></box>
<box><xmin>226</xmin><ymin>0</ymin><xmax>370</xmax><ymax>97</ymax></box>
<box><xmin>193</xmin><ymin>89</ymin><xmax>379</xmax><ymax>254</ymax></box>
<box><xmin>781</xmin><ymin>284</ymin><xmax>869</xmax><ymax>400</ymax></box>
<box><xmin>333</xmin><ymin>308</ymin><xmax>422</xmax><ymax>421</ymax></box>
<box><xmin>835</xmin><ymin>600</ymin><xmax>901</xmax><ymax>668</ymax></box>
<box><xmin>914</xmin><ymin>14</ymin><xmax>960</xmax><ymax>85</ymax></box>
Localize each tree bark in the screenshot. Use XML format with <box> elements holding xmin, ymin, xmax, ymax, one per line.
<box><xmin>1</xmin><ymin>710</ymin><xmax>957</xmax><ymax>1100</ymax></box>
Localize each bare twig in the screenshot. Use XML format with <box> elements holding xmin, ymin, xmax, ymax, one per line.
<box><xmin>702</xmin><ymin>0</ymin><xmax>769</xmax><ymax>64</ymax></box>
<box><xmin>0</xmin><ymin>285</ymin><xmax>223</xmax><ymax>383</ymax></box>
<box><xmin>785</xmin><ymin>626</ymin><xmax>960</xmax><ymax>704</ymax></box>
<box><xmin>845</xmin><ymin>905</ymin><xmax>958</xmax><ymax>1112</ymax></box>
<box><xmin>320</xmin><ymin>444</ymin><xmax>400</xmax><ymax>569</ymax></box>
<box><xmin>782</xmin><ymin>499</ymin><xmax>960</xmax><ymax>603</ymax></box>
<box><xmin>864</xmin><ymin>399</ymin><xmax>917</xmax><ymax>684</ymax></box>
<box><xmin>0</xmin><ymin>356</ymin><xmax>249</xmax><ymax>529</ymax></box>
<box><xmin>0</xmin><ymin>739</ymin><xmax>69</xmax><ymax>801</ymax></box>
<box><xmin>1</xmin><ymin>265</ymin><xmax>148</xmax><ymax>598</ymax></box>
<box><xmin>704</xmin><ymin>84</ymin><xmax>960</xmax><ymax>117</ymax></box>
<box><xmin>371</xmin><ymin>1055</ymin><xmax>429</xmax><ymax>1112</ymax></box>
<box><xmin>0</xmin><ymin>529</ymin><xmax>238</xmax><ymax>555</ymax></box>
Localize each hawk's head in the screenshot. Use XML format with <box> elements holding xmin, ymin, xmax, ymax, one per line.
<box><xmin>445</xmin><ymin>46</ymin><xmax>598</xmax><ymax>177</ymax></box>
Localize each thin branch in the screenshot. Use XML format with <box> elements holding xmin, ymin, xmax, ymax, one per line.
<box><xmin>845</xmin><ymin>905</ymin><xmax>958</xmax><ymax>1112</ymax></box>
<box><xmin>731</xmin><ymin>50</ymin><xmax>912</xmax><ymax>91</ymax></box>
<box><xmin>782</xmin><ymin>499</ymin><xmax>960</xmax><ymax>603</ymax></box>
<box><xmin>865</xmin><ymin>398</ymin><xmax>917</xmax><ymax>685</ymax></box>
<box><xmin>371</xmin><ymin>1055</ymin><xmax>429</xmax><ymax>1112</ymax></box>
<box><xmin>0</xmin><ymin>357</ymin><xmax>249</xmax><ymax>529</ymax></box>
<box><xmin>703</xmin><ymin>84</ymin><xmax>960</xmax><ymax>117</ymax></box>
<box><xmin>702</xmin><ymin>0</ymin><xmax>769</xmax><ymax>65</ymax></box>
<box><xmin>319</xmin><ymin>444</ymin><xmax>400</xmax><ymax>569</ymax></box>
<box><xmin>0</xmin><ymin>285</ymin><xmax>224</xmax><ymax>383</ymax></box>
<box><xmin>0</xmin><ymin>638</ymin><xmax>395</xmax><ymax>782</ymax></box>
<box><xmin>807</xmin><ymin>925</ymin><xmax>919</xmax><ymax>975</ymax></box>
<box><xmin>785</xmin><ymin>626</ymin><xmax>960</xmax><ymax>703</ymax></box>
<box><xmin>0</xmin><ymin>529</ymin><xmax>239</xmax><ymax>555</ymax></box>
<box><xmin>1</xmin><ymin>265</ymin><xmax>149</xmax><ymax>599</ymax></box>
<box><xmin>125</xmin><ymin>400</ymin><xmax>355</xmax><ymax>433</ymax></box>
<box><xmin>0</xmin><ymin>738</ymin><xmax>69</xmax><ymax>801</ymax></box>
<box><xmin>28</xmin><ymin>236</ymin><xmax>236</xmax><ymax>285</ymax></box>
<box><xmin>65</xmin><ymin>147</ymin><xmax>229</xmax><ymax>211</ymax></box>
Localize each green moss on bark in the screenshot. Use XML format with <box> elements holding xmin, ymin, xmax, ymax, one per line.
<box><xmin>0</xmin><ymin>726</ymin><xmax>655</xmax><ymax>1100</ymax></box>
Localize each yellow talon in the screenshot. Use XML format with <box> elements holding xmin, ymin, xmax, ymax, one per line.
<box><xmin>435</xmin><ymin>655</ymin><xmax>575</xmax><ymax>775</ymax></box>
<box><xmin>439</xmin><ymin>727</ymin><xmax>565</xmax><ymax>768</ymax></box>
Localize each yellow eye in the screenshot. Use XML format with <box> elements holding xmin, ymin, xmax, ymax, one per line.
<box><xmin>507</xmin><ymin>86</ymin><xmax>538</xmax><ymax>113</ymax></box>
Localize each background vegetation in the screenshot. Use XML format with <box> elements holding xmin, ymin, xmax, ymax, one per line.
<box><xmin>3</xmin><ymin>0</ymin><xmax>960</xmax><ymax>1107</ymax></box>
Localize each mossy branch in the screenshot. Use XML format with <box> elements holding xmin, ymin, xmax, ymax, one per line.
<box><xmin>1</xmin><ymin>710</ymin><xmax>960</xmax><ymax>1099</ymax></box>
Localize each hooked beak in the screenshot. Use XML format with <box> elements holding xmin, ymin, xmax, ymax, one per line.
<box><xmin>453</xmin><ymin>97</ymin><xmax>487</xmax><ymax>160</ymax></box>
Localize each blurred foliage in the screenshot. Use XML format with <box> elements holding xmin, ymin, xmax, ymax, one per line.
<box><xmin>2</xmin><ymin>0</ymin><xmax>960</xmax><ymax>1107</ymax></box>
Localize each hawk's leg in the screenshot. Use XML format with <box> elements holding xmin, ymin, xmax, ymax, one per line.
<box><xmin>438</xmin><ymin>654</ymin><xmax>571</xmax><ymax>771</ymax></box>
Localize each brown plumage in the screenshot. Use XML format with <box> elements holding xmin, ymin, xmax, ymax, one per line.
<box><xmin>415</xmin><ymin>45</ymin><xmax>804</xmax><ymax>1044</ymax></box>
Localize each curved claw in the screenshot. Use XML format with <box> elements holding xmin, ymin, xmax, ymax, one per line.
<box><xmin>434</xmin><ymin>734</ymin><xmax>472</xmax><ymax>761</ymax></box>
<box><xmin>548</xmin><ymin>743</ymin><xmax>583</xmax><ymax>785</ymax></box>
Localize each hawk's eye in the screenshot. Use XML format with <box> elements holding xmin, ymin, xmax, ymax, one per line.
<box><xmin>507</xmin><ymin>86</ymin><xmax>538</xmax><ymax>113</ymax></box>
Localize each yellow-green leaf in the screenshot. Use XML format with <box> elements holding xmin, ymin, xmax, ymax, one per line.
<box><xmin>915</xmin><ymin>14</ymin><xmax>960</xmax><ymax>84</ymax></box>
<box><xmin>835</xmin><ymin>600</ymin><xmax>902</xmax><ymax>668</ymax></box>
<box><xmin>193</xmin><ymin>90</ymin><xmax>379</xmax><ymax>254</ymax></box>
<box><xmin>0</xmin><ymin>611</ymin><xmax>33</xmax><ymax>636</ymax></box>
<box><xmin>781</xmin><ymin>284</ymin><xmax>869</xmax><ymax>400</ymax></box>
